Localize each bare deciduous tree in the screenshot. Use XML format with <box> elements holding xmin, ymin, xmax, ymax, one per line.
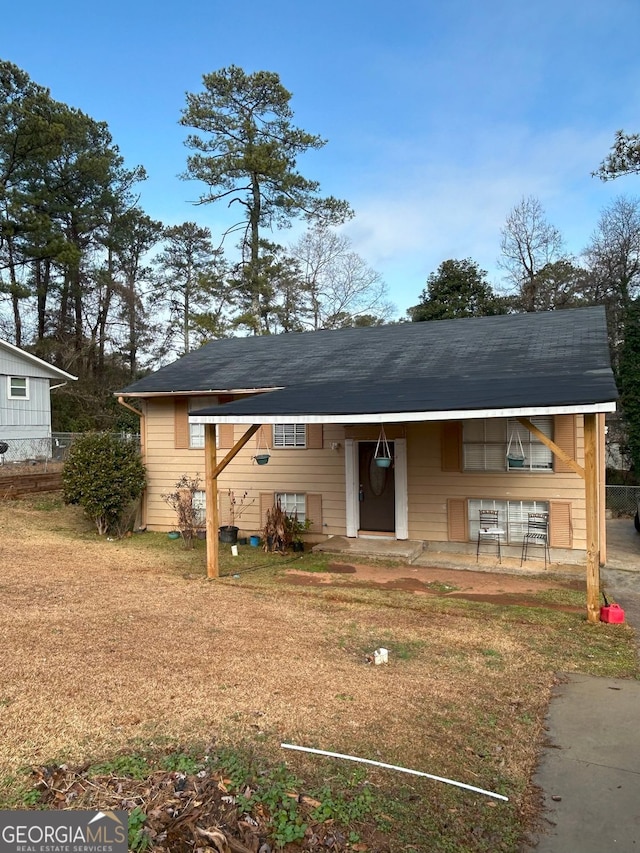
<box><xmin>499</xmin><ymin>196</ymin><xmax>564</xmax><ymax>312</ymax></box>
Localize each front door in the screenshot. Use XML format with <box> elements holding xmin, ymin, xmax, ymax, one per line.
<box><xmin>358</xmin><ymin>441</ymin><xmax>395</xmax><ymax>533</ymax></box>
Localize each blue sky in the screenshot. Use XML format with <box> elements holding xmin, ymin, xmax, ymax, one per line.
<box><xmin>4</xmin><ymin>0</ymin><xmax>640</xmax><ymax>317</ymax></box>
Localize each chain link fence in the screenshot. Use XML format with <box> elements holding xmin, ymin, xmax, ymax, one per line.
<box><xmin>606</xmin><ymin>485</ymin><xmax>640</xmax><ymax>517</ymax></box>
<box><xmin>0</xmin><ymin>432</ymin><xmax>140</xmax><ymax>469</ymax></box>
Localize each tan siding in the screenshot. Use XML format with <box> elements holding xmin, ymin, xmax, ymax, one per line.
<box><xmin>554</xmin><ymin>415</ymin><xmax>576</xmax><ymax>473</ymax></box>
<box><xmin>218</xmin><ymin>424</ymin><xmax>234</xmax><ymax>449</ymax></box>
<box><xmin>447</xmin><ymin>498</ymin><xmax>468</xmax><ymax>541</ymax></box>
<box><xmin>174</xmin><ymin>399</ymin><xmax>189</xmax><ymax>449</ymax></box>
<box><xmin>441</xmin><ymin>422</ymin><xmax>462</xmax><ymax>472</ymax></box>
<box><xmin>550</xmin><ymin>501</ymin><xmax>573</xmax><ymax>548</ymax></box>
<box><xmin>306</xmin><ymin>493</ymin><xmax>323</xmax><ymax>532</ymax></box>
<box><xmin>307</xmin><ymin>424</ymin><xmax>323</xmax><ymax>449</ymax></box>
<box><xmin>405</xmin><ymin>421</ymin><xmax>587</xmax><ymax>550</ymax></box>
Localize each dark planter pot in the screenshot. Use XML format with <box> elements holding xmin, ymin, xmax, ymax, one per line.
<box><xmin>292</xmin><ymin>540</ymin><xmax>304</xmax><ymax>552</ymax></box>
<box><xmin>219</xmin><ymin>525</ymin><xmax>239</xmax><ymax>544</ymax></box>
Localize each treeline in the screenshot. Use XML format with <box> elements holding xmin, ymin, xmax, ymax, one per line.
<box><xmin>0</xmin><ymin>62</ymin><xmax>391</xmax><ymax>429</ymax></box>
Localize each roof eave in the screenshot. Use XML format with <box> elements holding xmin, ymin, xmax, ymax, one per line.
<box><xmin>1</xmin><ymin>339</ymin><xmax>78</xmax><ymax>381</ymax></box>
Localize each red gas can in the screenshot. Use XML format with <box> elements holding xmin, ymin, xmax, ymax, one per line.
<box><xmin>600</xmin><ymin>603</ymin><xmax>625</xmax><ymax>624</ymax></box>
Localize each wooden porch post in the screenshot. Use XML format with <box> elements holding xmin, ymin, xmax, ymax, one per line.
<box><xmin>584</xmin><ymin>413</ymin><xmax>600</xmax><ymax>623</ymax></box>
<box><xmin>204</xmin><ymin>423</ymin><xmax>219</xmax><ymax>579</ymax></box>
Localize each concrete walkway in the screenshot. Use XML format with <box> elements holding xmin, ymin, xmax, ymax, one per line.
<box><xmin>524</xmin><ymin>520</ymin><xmax>640</xmax><ymax>852</ymax></box>
<box><xmin>525</xmin><ymin>674</ymin><xmax>640</xmax><ymax>852</ymax></box>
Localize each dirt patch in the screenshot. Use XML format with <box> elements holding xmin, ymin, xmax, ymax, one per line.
<box><xmin>285</xmin><ymin>563</ymin><xmax>584</xmax><ymax>606</ymax></box>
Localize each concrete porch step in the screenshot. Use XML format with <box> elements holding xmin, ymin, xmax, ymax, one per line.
<box><xmin>312</xmin><ymin>536</ymin><xmax>424</xmax><ymax>563</ymax></box>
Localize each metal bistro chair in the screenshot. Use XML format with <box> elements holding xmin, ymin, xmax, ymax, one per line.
<box><xmin>520</xmin><ymin>512</ymin><xmax>550</xmax><ymax>568</ymax></box>
<box><xmin>477</xmin><ymin>509</ymin><xmax>505</xmax><ymax>563</ymax></box>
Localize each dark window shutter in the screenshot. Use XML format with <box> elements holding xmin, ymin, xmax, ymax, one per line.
<box><xmin>218</xmin><ymin>424</ymin><xmax>234</xmax><ymax>449</ymax></box>
<box><xmin>549</xmin><ymin>501</ymin><xmax>573</xmax><ymax>548</ymax></box>
<box><xmin>174</xmin><ymin>399</ymin><xmax>189</xmax><ymax>449</ymax></box>
<box><xmin>442</xmin><ymin>422</ymin><xmax>462</xmax><ymax>472</ymax></box>
<box><xmin>553</xmin><ymin>415</ymin><xmax>576</xmax><ymax>473</ymax></box>
<box><xmin>306</xmin><ymin>424</ymin><xmax>323</xmax><ymax>449</ymax></box>
<box><xmin>447</xmin><ymin>498</ymin><xmax>468</xmax><ymax>542</ymax></box>
<box><xmin>260</xmin><ymin>492</ymin><xmax>274</xmax><ymax>528</ymax></box>
<box><xmin>306</xmin><ymin>494</ymin><xmax>323</xmax><ymax>531</ymax></box>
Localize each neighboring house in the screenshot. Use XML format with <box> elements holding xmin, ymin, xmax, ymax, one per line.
<box><xmin>0</xmin><ymin>339</ymin><xmax>77</xmax><ymax>462</ymax></box>
<box><xmin>117</xmin><ymin>306</ymin><xmax>617</xmax><ymax>568</ymax></box>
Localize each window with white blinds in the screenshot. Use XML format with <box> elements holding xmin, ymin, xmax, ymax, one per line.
<box><xmin>463</xmin><ymin>417</ymin><xmax>553</xmax><ymax>471</ymax></box>
<box><xmin>189</xmin><ymin>422</ymin><xmax>205</xmax><ymax>448</ymax></box>
<box><xmin>273</xmin><ymin>424</ymin><xmax>306</xmax><ymax>448</ymax></box>
<box><xmin>468</xmin><ymin>498</ymin><xmax>549</xmax><ymax>543</ymax></box>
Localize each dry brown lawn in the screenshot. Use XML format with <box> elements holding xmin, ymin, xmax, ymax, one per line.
<box><xmin>1</xmin><ymin>495</ymin><xmax>637</xmax><ymax>851</ymax></box>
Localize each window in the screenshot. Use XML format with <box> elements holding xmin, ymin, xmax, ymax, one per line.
<box><xmin>8</xmin><ymin>376</ymin><xmax>28</xmax><ymax>399</ymax></box>
<box><xmin>189</xmin><ymin>422</ymin><xmax>205</xmax><ymax>449</ymax></box>
<box><xmin>273</xmin><ymin>424</ymin><xmax>306</xmax><ymax>448</ymax></box>
<box><xmin>468</xmin><ymin>499</ymin><xmax>549</xmax><ymax>543</ymax></box>
<box><xmin>193</xmin><ymin>490</ymin><xmax>206</xmax><ymax>526</ymax></box>
<box><xmin>463</xmin><ymin>417</ymin><xmax>553</xmax><ymax>472</ymax></box>
<box><xmin>276</xmin><ymin>492</ymin><xmax>306</xmax><ymax>521</ymax></box>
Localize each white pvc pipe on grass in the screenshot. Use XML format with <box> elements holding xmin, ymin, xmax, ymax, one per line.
<box><xmin>280</xmin><ymin>743</ymin><xmax>509</xmax><ymax>802</ymax></box>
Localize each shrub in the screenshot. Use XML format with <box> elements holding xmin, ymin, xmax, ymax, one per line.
<box><xmin>162</xmin><ymin>474</ymin><xmax>203</xmax><ymax>548</ymax></box>
<box><xmin>62</xmin><ymin>433</ymin><xmax>146</xmax><ymax>535</ymax></box>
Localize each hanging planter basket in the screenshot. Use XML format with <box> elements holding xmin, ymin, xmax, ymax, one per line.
<box><xmin>507</xmin><ymin>430</ymin><xmax>525</xmax><ymax>468</ymax></box>
<box><xmin>253</xmin><ymin>427</ymin><xmax>271</xmax><ymax>465</ymax></box>
<box><xmin>374</xmin><ymin>425</ymin><xmax>393</xmax><ymax>468</ymax></box>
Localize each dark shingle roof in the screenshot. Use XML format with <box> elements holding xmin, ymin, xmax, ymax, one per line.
<box><xmin>119</xmin><ymin>306</ymin><xmax>617</xmax><ymax>415</ymax></box>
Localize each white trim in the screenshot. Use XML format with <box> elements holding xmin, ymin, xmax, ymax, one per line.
<box><xmin>190</xmin><ymin>401</ymin><xmax>616</xmax><ymax>425</ymax></box>
<box><xmin>395</xmin><ymin>438</ymin><xmax>409</xmax><ymax>539</ymax></box>
<box><xmin>8</xmin><ymin>376</ymin><xmax>29</xmax><ymax>400</ymax></box>
<box><xmin>345</xmin><ymin>439</ymin><xmax>358</xmax><ymax>537</ymax></box>
<box><xmin>0</xmin><ymin>339</ymin><xmax>77</xmax><ymax>381</ymax></box>
<box><xmin>347</xmin><ymin>438</ymin><xmax>406</xmax><ymax>541</ymax></box>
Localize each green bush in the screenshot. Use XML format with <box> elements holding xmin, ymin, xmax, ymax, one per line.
<box><xmin>62</xmin><ymin>433</ymin><xmax>146</xmax><ymax>535</ymax></box>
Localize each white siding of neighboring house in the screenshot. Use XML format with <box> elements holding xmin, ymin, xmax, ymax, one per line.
<box><xmin>0</xmin><ymin>348</ymin><xmax>61</xmax><ymax>457</ymax></box>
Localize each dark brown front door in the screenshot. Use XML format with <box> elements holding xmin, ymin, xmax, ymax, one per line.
<box><xmin>358</xmin><ymin>441</ymin><xmax>395</xmax><ymax>533</ymax></box>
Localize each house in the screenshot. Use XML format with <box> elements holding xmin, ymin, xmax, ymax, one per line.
<box><xmin>0</xmin><ymin>339</ymin><xmax>77</xmax><ymax>462</ymax></box>
<box><xmin>117</xmin><ymin>306</ymin><xmax>617</xmax><ymax>618</ymax></box>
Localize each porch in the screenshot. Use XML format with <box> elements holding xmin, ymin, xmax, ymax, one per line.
<box><xmin>311</xmin><ymin>517</ymin><xmax>640</xmax><ymax>577</ymax></box>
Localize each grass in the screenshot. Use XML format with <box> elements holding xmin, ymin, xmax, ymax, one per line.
<box><xmin>1</xmin><ymin>495</ymin><xmax>638</xmax><ymax>851</ymax></box>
